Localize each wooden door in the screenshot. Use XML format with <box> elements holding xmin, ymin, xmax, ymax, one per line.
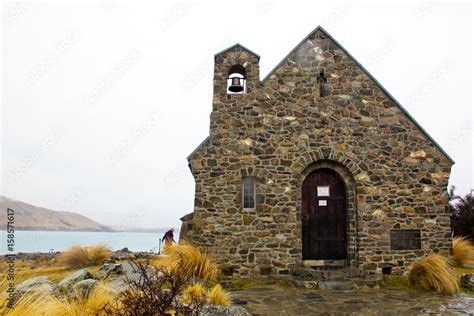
<box><xmin>302</xmin><ymin>168</ymin><xmax>347</xmax><ymax>260</ymax></box>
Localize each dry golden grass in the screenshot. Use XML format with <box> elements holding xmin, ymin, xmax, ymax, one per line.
<box><xmin>182</xmin><ymin>283</ymin><xmax>231</xmax><ymax>306</ymax></box>
<box><xmin>87</xmin><ymin>245</ymin><xmax>113</xmax><ymax>265</ymax></box>
<box><xmin>408</xmin><ymin>254</ymin><xmax>460</xmax><ymax>294</ymax></box>
<box><xmin>182</xmin><ymin>283</ymin><xmax>206</xmax><ymax>304</ymax></box>
<box><xmin>452</xmin><ymin>236</ymin><xmax>474</xmax><ymax>265</ymax></box>
<box><xmin>61</xmin><ymin>283</ymin><xmax>119</xmax><ymax>315</ymax></box>
<box><xmin>154</xmin><ymin>242</ymin><xmax>218</xmax><ymax>280</ymax></box>
<box><xmin>207</xmin><ymin>284</ymin><xmax>231</xmax><ymax>305</ymax></box>
<box><xmin>1</xmin><ymin>282</ymin><xmax>118</xmax><ymax>316</ymax></box>
<box><xmin>58</xmin><ymin>245</ymin><xmax>89</xmax><ymax>268</ymax></box>
<box><xmin>58</xmin><ymin>244</ymin><xmax>112</xmax><ymax>268</ymax></box>
<box><xmin>1</xmin><ymin>290</ymin><xmax>63</xmax><ymax>316</ymax></box>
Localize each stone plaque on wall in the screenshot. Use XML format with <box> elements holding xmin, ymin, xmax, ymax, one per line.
<box><xmin>390</xmin><ymin>229</ymin><xmax>421</xmax><ymax>250</ymax></box>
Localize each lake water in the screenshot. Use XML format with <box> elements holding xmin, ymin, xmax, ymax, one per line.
<box><xmin>0</xmin><ymin>230</ymin><xmax>180</xmax><ymax>255</ymax></box>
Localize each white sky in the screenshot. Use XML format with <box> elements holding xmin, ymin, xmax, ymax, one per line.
<box><xmin>1</xmin><ymin>1</ymin><xmax>472</xmax><ymax>229</ymax></box>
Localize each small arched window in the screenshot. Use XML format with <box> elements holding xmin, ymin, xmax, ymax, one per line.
<box><xmin>227</xmin><ymin>65</ymin><xmax>246</xmax><ymax>94</ymax></box>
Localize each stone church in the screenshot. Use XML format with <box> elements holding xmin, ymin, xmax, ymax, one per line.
<box><xmin>180</xmin><ymin>26</ymin><xmax>454</xmax><ymax>276</ymax></box>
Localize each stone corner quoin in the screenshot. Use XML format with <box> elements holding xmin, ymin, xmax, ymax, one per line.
<box><xmin>180</xmin><ymin>26</ymin><xmax>454</xmax><ymax>277</ymax></box>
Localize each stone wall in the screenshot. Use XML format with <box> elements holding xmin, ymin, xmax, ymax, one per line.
<box><xmin>182</xmin><ymin>28</ymin><xmax>453</xmax><ymax>276</ymax></box>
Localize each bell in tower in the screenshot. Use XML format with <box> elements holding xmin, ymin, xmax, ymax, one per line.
<box><xmin>227</xmin><ymin>65</ymin><xmax>247</xmax><ymax>94</ymax></box>
<box><xmin>228</xmin><ymin>76</ymin><xmax>244</xmax><ymax>92</ymax></box>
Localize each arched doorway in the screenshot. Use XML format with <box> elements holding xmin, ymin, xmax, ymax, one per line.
<box><xmin>302</xmin><ymin>168</ymin><xmax>347</xmax><ymax>260</ymax></box>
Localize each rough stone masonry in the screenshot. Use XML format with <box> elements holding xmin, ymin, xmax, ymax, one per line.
<box><xmin>180</xmin><ymin>26</ymin><xmax>454</xmax><ymax>276</ymax></box>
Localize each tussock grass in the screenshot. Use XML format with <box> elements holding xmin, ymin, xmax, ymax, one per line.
<box><xmin>452</xmin><ymin>236</ymin><xmax>474</xmax><ymax>265</ymax></box>
<box><xmin>87</xmin><ymin>245</ymin><xmax>112</xmax><ymax>265</ymax></box>
<box><xmin>182</xmin><ymin>283</ymin><xmax>231</xmax><ymax>306</ymax></box>
<box><xmin>154</xmin><ymin>242</ymin><xmax>218</xmax><ymax>280</ymax></box>
<box><xmin>62</xmin><ymin>283</ymin><xmax>118</xmax><ymax>315</ymax></box>
<box><xmin>207</xmin><ymin>284</ymin><xmax>231</xmax><ymax>305</ymax></box>
<box><xmin>1</xmin><ymin>282</ymin><xmax>118</xmax><ymax>315</ymax></box>
<box><xmin>408</xmin><ymin>254</ymin><xmax>460</xmax><ymax>294</ymax></box>
<box><xmin>182</xmin><ymin>283</ymin><xmax>206</xmax><ymax>304</ymax></box>
<box><xmin>58</xmin><ymin>245</ymin><xmax>89</xmax><ymax>268</ymax></box>
<box><xmin>1</xmin><ymin>290</ymin><xmax>63</xmax><ymax>316</ymax></box>
<box><xmin>58</xmin><ymin>245</ymin><xmax>112</xmax><ymax>268</ymax></box>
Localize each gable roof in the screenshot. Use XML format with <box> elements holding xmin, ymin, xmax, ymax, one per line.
<box><xmin>214</xmin><ymin>43</ymin><xmax>260</xmax><ymax>60</ymax></box>
<box><xmin>188</xmin><ymin>26</ymin><xmax>455</xmax><ymax>164</ymax></box>
<box><xmin>187</xmin><ymin>136</ymin><xmax>210</xmax><ymax>161</ymax></box>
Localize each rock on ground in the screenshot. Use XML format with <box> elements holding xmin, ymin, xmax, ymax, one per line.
<box><xmin>461</xmin><ymin>273</ymin><xmax>474</xmax><ymax>290</ymax></box>
<box><xmin>201</xmin><ymin>305</ymin><xmax>251</xmax><ymax>316</ymax></box>
<box><xmin>58</xmin><ymin>268</ymin><xmax>94</xmax><ymax>288</ymax></box>
<box><xmin>100</xmin><ymin>263</ymin><xmax>124</xmax><ymax>274</ymax></box>
<box><xmin>73</xmin><ymin>279</ymin><xmax>100</xmax><ymax>296</ymax></box>
<box><xmin>15</xmin><ymin>276</ymin><xmax>61</xmax><ymax>298</ymax></box>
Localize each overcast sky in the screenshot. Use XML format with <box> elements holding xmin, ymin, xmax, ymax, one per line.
<box><xmin>1</xmin><ymin>1</ymin><xmax>472</xmax><ymax>229</ymax></box>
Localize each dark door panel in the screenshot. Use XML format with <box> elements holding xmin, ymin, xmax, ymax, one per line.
<box><xmin>302</xmin><ymin>168</ymin><xmax>347</xmax><ymax>260</ymax></box>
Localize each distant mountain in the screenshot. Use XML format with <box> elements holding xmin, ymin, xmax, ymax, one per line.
<box><xmin>111</xmin><ymin>226</ymin><xmax>170</xmax><ymax>233</ymax></box>
<box><xmin>0</xmin><ymin>196</ymin><xmax>113</xmax><ymax>232</ymax></box>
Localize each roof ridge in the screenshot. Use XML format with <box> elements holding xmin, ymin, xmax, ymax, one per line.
<box><xmin>261</xmin><ymin>25</ymin><xmax>324</xmax><ymax>83</ymax></box>
<box><xmin>214</xmin><ymin>43</ymin><xmax>260</xmax><ymax>60</ymax></box>
<box><xmin>260</xmin><ymin>25</ymin><xmax>454</xmax><ymax>164</ymax></box>
<box><xmin>188</xmin><ymin>26</ymin><xmax>454</xmax><ymax>164</ymax></box>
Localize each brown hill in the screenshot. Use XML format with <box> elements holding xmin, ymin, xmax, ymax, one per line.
<box><xmin>0</xmin><ymin>196</ymin><xmax>113</xmax><ymax>231</ymax></box>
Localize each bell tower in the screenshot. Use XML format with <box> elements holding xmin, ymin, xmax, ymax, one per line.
<box><xmin>212</xmin><ymin>43</ymin><xmax>260</xmax><ymax>109</ymax></box>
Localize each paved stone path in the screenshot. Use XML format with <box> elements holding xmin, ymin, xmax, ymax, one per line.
<box><xmin>231</xmin><ymin>287</ymin><xmax>474</xmax><ymax>315</ymax></box>
<box><xmin>110</xmin><ymin>263</ymin><xmax>474</xmax><ymax>315</ymax></box>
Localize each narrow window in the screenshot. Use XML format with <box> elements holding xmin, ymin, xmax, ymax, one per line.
<box><xmin>317</xmin><ymin>69</ymin><xmax>328</xmax><ymax>97</ymax></box>
<box><xmin>242</xmin><ymin>177</ymin><xmax>256</xmax><ymax>209</ymax></box>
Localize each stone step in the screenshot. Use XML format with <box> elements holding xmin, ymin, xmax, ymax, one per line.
<box><xmin>290</xmin><ymin>266</ymin><xmax>366</xmax><ymax>280</ymax></box>
<box><xmin>291</xmin><ymin>277</ymin><xmax>382</xmax><ymax>290</ymax></box>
